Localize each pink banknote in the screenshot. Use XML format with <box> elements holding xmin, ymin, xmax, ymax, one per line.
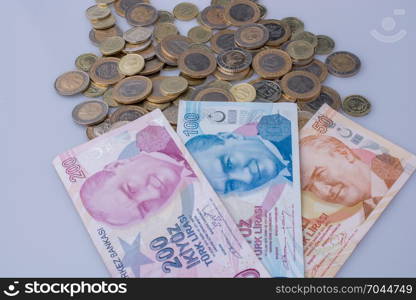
<box><xmin>300</xmin><ymin>104</ymin><xmax>416</xmax><ymax>277</ymax></box>
<box><xmin>53</xmin><ymin>109</ymin><xmax>269</xmax><ymax>278</ymax></box>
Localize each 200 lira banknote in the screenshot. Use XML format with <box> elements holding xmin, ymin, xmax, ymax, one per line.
<box><xmin>53</xmin><ymin>109</ymin><xmax>270</xmax><ymax>278</ymax></box>
<box><xmin>177</xmin><ymin>101</ymin><xmax>304</xmax><ymax>277</ymax></box>
<box><xmin>300</xmin><ymin>104</ymin><xmax>416</xmax><ymax>277</ymax></box>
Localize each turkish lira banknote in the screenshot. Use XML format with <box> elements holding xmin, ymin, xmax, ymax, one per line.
<box><xmin>177</xmin><ymin>101</ymin><xmax>304</xmax><ymax>277</ymax></box>
<box><xmin>53</xmin><ymin>109</ymin><xmax>270</xmax><ymax>278</ymax></box>
<box><xmin>300</xmin><ymin>104</ymin><xmax>416</xmax><ymax>277</ymax></box>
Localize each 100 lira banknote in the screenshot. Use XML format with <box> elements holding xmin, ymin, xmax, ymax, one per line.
<box><xmin>177</xmin><ymin>101</ymin><xmax>304</xmax><ymax>277</ymax></box>
<box><xmin>300</xmin><ymin>104</ymin><xmax>416</xmax><ymax>277</ymax></box>
<box><xmin>53</xmin><ymin>109</ymin><xmax>270</xmax><ymax>278</ymax></box>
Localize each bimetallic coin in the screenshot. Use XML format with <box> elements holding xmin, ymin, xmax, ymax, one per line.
<box><xmin>281</xmin><ymin>71</ymin><xmax>322</xmax><ymax>102</ymax></box>
<box><xmin>210</xmin><ymin>30</ymin><xmax>236</xmax><ymax>54</ymax></box>
<box><xmin>72</xmin><ymin>100</ymin><xmax>109</xmax><ymax>126</ymax></box>
<box><xmin>96</xmin><ymin>0</ymin><xmax>115</xmax><ymax>4</ymax></box>
<box><xmin>281</xmin><ymin>17</ymin><xmax>305</xmax><ymax>34</ymax></box>
<box><xmin>113</xmin><ymin>76</ymin><xmax>152</xmax><ymax>104</ymax></box>
<box><xmin>188</xmin><ymin>26</ymin><xmax>213</xmax><ymax>44</ymax></box>
<box><xmin>251</xmin><ymin>79</ymin><xmax>282</xmax><ymax>102</ymax></box>
<box><xmin>126</xmin><ymin>3</ymin><xmax>158</xmax><ymax>26</ymax></box>
<box><xmin>259</xmin><ymin>19</ymin><xmax>291</xmax><ymax>47</ymax></box>
<box><xmin>161</xmin><ymin>35</ymin><xmax>193</xmax><ymax>61</ymax></box>
<box><xmin>55</xmin><ymin>71</ymin><xmax>90</xmax><ymax>96</ymax></box>
<box><xmin>114</xmin><ymin>0</ymin><xmax>149</xmax><ymax>17</ymax></box>
<box><xmin>326</xmin><ymin>51</ymin><xmax>361</xmax><ymax>78</ymax></box>
<box><xmin>235</xmin><ymin>23</ymin><xmax>270</xmax><ymax>50</ymax></box>
<box><xmin>86</xmin><ymin>4</ymin><xmax>111</xmax><ymax>21</ymax></box>
<box><xmin>299</xmin><ymin>86</ymin><xmax>341</xmax><ymax>113</ymax></box>
<box><xmin>123</xmin><ymin>26</ymin><xmax>153</xmax><ymax>44</ymax></box>
<box><xmin>160</xmin><ymin>77</ymin><xmax>188</xmax><ymax>96</ymax></box>
<box><xmin>140</xmin><ymin>58</ymin><xmax>164</xmax><ymax>75</ymax></box>
<box><xmin>173</xmin><ymin>2</ymin><xmax>199</xmax><ymax>21</ymax></box>
<box><xmin>110</xmin><ymin>105</ymin><xmax>148</xmax><ymax>123</ymax></box>
<box><xmin>83</xmin><ymin>81</ymin><xmax>108</xmax><ymax>98</ymax></box>
<box><xmin>140</xmin><ymin>100</ymin><xmax>171</xmax><ymax>111</ymax></box>
<box><xmin>158</xmin><ymin>10</ymin><xmax>175</xmax><ymax>23</ymax></box>
<box><xmin>89</xmin><ymin>57</ymin><xmax>125</xmax><ymax>86</ymax></box>
<box><xmin>163</xmin><ymin>105</ymin><xmax>179</xmax><ymax>125</ymax></box>
<box><xmin>188</xmin><ymin>43</ymin><xmax>213</xmax><ymax>53</ymax></box>
<box><xmin>75</xmin><ymin>53</ymin><xmax>98</xmax><ymax>73</ymax></box>
<box><xmin>253</xmin><ymin>49</ymin><xmax>292</xmax><ymax>79</ymax></box>
<box><xmin>147</xmin><ymin>76</ymin><xmax>181</xmax><ymax>103</ymax></box>
<box><xmin>99</xmin><ymin>36</ymin><xmax>125</xmax><ymax>56</ymax></box>
<box><xmin>90</xmin><ymin>14</ymin><xmax>116</xmax><ymax>30</ymax></box>
<box><xmin>89</xmin><ymin>26</ymin><xmax>123</xmax><ymax>46</ymax></box>
<box><xmin>103</xmin><ymin>88</ymin><xmax>120</xmax><ymax>107</ymax></box>
<box><xmin>155</xmin><ymin>43</ymin><xmax>178</xmax><ymax>66</ymax></box>
<box><xmin>195</xmin><ymin>87</ymin><xmax>235</xmax><ymax>102</ymax></box>
<box><xmin>118</xmin><ymin>54</ymin><xmax>145</xmax><ymax>76</ymax></box>
<box><xmin>110</xmin><ymin>120</ymin><xmax>131</xmax><ymax>130</ymax></box>
<box><xmin>291</xmin><ymin>31</ymin><xmax>318</xmax><ymax>48</ymax></box>
<box><xmin>342</xmin><ymin>95</ymin><xmax>371</xmax><ymax>117</ymax></box>
<box><xmin>316</xmin><ymin>35</ymin><xmax>335</xmax><ymax>55</ymax></box>
<box><xmin>293</xmin><ymin>59</ymin><xmax>328</xmax><ymax>83</ymax></box>
<box><xmin>230</xmin><ymin>83</ymin><xmax>256</xmax><ymax>102</ymax></box>
<box><xmin>217</xmin><ymin>48</ymin><xmax>252</xmax><ymax>73</ymax></box>
<box><xmin>224</xmin><ymin>0</ymin><xmax>261</xmax><ymax>26</ymax></box>
<box><xmin>123</xmin><ymin>40</ymin><xmax>152</xmax><ymax>54</ymax></box>
<box><xmin>200</xmin><ymin>5</ymin><xmax>229</xmax><ymax>30</ymax></box>
<box><xmin>178</xmin><ymin>48</ymin><xmax>217</xmax><ymax>79</ymax></box>
<box><xmin>287</xmin><ymin>40</ymin><xmax>315</xmax><ymax>61</ymax></box>
<box><xmin>154</xmin><ymin>23</ymin><xmax>179</xmax><ymax>42</ymax></box>
<box><xmin>180</xmin><ymin>73</ymin><xmax>206</xmax><ymax>86</ymax></box>
<box><xmin>211</xmin><ymin>0</ymin><xmax>232</xmax><ymax>6</ymax></box>
<box><xmin>86</xmin><ymin>118</ymin><xmax>112</xmax><ymax>140</ymax></box>
<box><xmin>298</xmin><ymin>111</ymin><xmax>314</xmax><ymax>129</ymax></box>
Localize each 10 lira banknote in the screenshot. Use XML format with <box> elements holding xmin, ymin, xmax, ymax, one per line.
<box><xmin>300</xmin><ymin>104</ymin><xmax>416</xmax><ymax>277</ymax></box>
<box><xmin>177</xmin><ymin>101</ymin><xmax>304</xmax><ymax>277</ymax></box>
<box><xmin>53</xmin><ymin>109</ymin><xmax>270</xmax><ymax>278</ymax></box>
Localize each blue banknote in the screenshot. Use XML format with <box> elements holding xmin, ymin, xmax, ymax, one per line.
<box><xmin>177</xmin><ymin>101</ymin><xmax>304</xmax><ymax>277</ymax></box>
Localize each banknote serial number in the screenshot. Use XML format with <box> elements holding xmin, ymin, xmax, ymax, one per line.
<box><xmin>182</xmin><ymin>113</ymin><xmax>200</xmax><ymax>137</ymax></box>
<box><xmin>62</xmin><ymin>157</ymin><xmax>86</xmax><ymax>183</ymax></box>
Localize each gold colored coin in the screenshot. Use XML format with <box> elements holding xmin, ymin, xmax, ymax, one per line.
<box><xmin>180</xmin><ymin>73</ymin><xmax>207</xmax><ymax>86</ymax></box>
<box><xmin>75</xmin><ymin>53</ymin><xmax>98</xmax><ymax>72</ymax></box>
<box><xmin>55</xmin><ymin>71</ymin><xmax>90</xmax><ymax>96</ymax></box>
<box><xmin>291</xmin><ymin>31</ymin><xmax>318</xmax><ymax>48</ymax></box>
<box><xmin>154</xmin><ymin>23</ymin><xmax>179</xmax><ymax>42</ymax></box>
<box><xmin>89</xmin><ymin>26</ymin><xmax>123</xmax><ymax>46</ymax></box>
<box><xmin>86</xmin><ymin>4</ymin><xmax>111</xmax><ymax>21</ymax></box>
<box><xmin>83</xmin><ymin>81</ymin><xmax>108</xmax><ymax>98</ymax></box>
<box><xmin>103</xmin><ymin>88</ymin><xmax>120</xmax><ymax>107</ymax></box>
<box><xmin>160</xmin><ymin>77</ymin><xmax>189</xmax><ymax>96</ymax></box>
<box><xmin>89</xmin><ymin>57</ymin><xmax>125</xmax><ymax>86</ymax></box>
<box><xmin>287</xmin><ymin>40</ymin><xmax>315</xmax><ymax>61</ymax></box>
<box><xmin>140</xmin><ymin>58</ymin><xmax>164</xmax><ymax>75</ymax></box>
<box><xmin>173</xmin><ymin>2</ymin><xmax>199</xmax><ymax>21</ymax></box>
<box><xmin>207</xmin><ymin>80</ymin><xmax>233</xmax><ymax>90</ymax></box>
<box><xmin>298</xmin><ymin>111</ymin><xmax>314</xmax><ymax>129</ymax></box>
<box><xmin>118</xmin><ymin>54</ymin><xmax>145</xmax><ymax>76</ymax></box>
<box><xmin>188</xmin><ymin>26</ymin><xmax>213</xmax><ymax>44</ymax></box>
<box><xmin>157</xmin><ymin>10</ymin><xmax>175</xmax><ymax>23</ymax></box>
<box><xmin>147</xmin><ymin>76</ymin><xmax>181</xmax><ymax>104</ymax></box>
<box><xmin>113</xmin><ymin>76</ymin><xmax>153</xmax><ymax>104</ymax></box>
<box><xmin>224</xmin><ymin>0</ymin><xmax>261</xmax><ymax>26</ymax></box>
<box><xmin>86</xmin><ymin>118</ymin><xmax>112</xmax><ymax>140</ymax></box>
<box><xmin>252</xmin><ymin>49</ymin><xmax>292</xmax><ymax>79</ymax></box>
<box><xmin>123</xmin><ymin>26</ymin><xmax>153</xmax><ymax>44</ymax></box>
<box><xmin>91</xmin><ymin>14</ymin><xmax>116</xmax><ymax>30</ymax></box>
<box><xmin>96</xmin><ymin>0</ymin><xmax>115</xmax><ymax>4</ymax></box>
<box><xmin>230</xmin><ymin>83</ymin><xmax>256</xmax><ymax>102</ymax></box>
<box><xmin>99</xmin><ymin>36</ymin><xmax>125</xmax><ymax>56</ymax></box>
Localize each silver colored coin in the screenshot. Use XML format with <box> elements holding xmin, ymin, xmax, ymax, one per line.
<box><xmin>123</xmin><ymin>26</ymin><xmax>153</xmax><ymax>44</ymax></box>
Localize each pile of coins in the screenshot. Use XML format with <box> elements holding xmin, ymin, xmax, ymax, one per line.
<box><xmin>55</xmin><ymin>0</ymin><xmax>372</xmax><ymax>139</ymax></box>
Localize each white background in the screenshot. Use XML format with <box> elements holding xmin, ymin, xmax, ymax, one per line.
<box><xmin>2</xmin><ymin>0</ymin><xmax>416</xmax><ymax>277</ymax></box>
